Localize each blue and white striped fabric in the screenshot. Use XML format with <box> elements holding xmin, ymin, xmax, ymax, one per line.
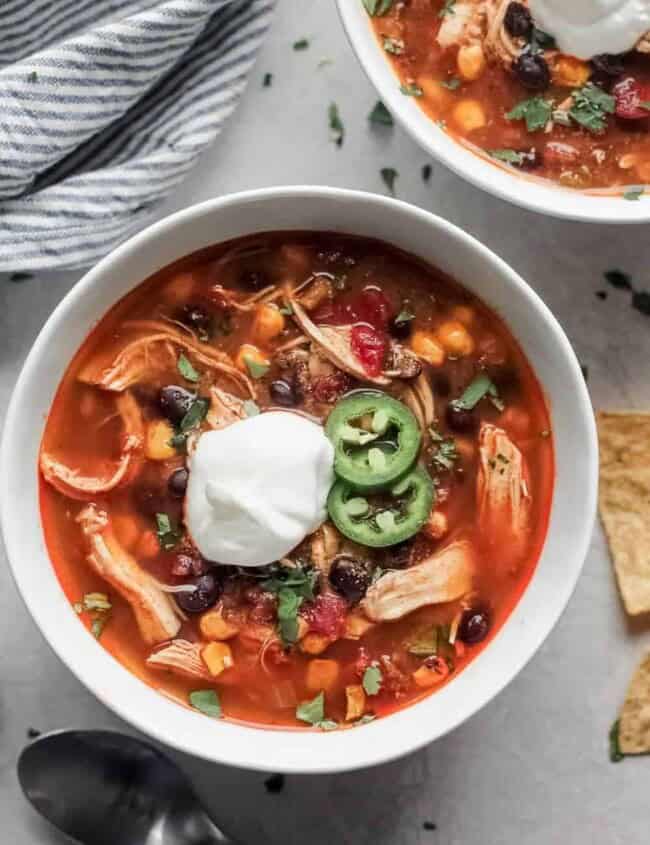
<box><xmin>0</xmin><ymin>0</ymin><xmax>274</xmax><ymax>272</ymax></box>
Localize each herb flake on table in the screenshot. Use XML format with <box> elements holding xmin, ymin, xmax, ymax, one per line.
<box><xmin>380</xmin><ymin>167</ymin><xmax>398</xmax><ymax>195</ymax></box>
<box><xmin>262</xmin><ymin>564</ymin><xmax>317</xmax><ymax>645</ymax></box>
<box><xmin>369</xmin><ymin>100</ymin><xmax>393</xmax><ymax>126</ymax></box>
<box><xmin>189</xmin><ymin>689</ymin><xmax>222</xmax><ymax>718</ymax></box>
<box><xmin>9</xmin><ymin>271</ymin><xmax>33</xmax><ymax>282</ymax></box>
<box><xmin>632</xmin><ymin>291</ymin><xmax>650</xmax><ymax>316</ymax></box>
<box><xmin>569</xmin><ymin>83</ymin><xmax>615</xmax><ymax>133</ymax></box>
<box><xmin>506</xmin><ymin>96</ymin><xmax>553</xmax><ymax>132</ymax></box>
<box><xmin>263</xmin><ymin>72</ymin><xmax>273</xmax><ymax>87</ymax></box>
<box><xmin>328</xmin><ymin>102</ymin><xmax>345</xmax><ymax>147</ymax></box>
<box><xmin>604</xmin><ymin>269</ymin><xmax>632</xmax><ymax>289</ymax></box>
<box><xmin>609</xmin><ymin>720</ymin><xmax>625</xmax><ymax>762</ymax></box>
<box><xmin>422</xmin><ymin>163</ymin><xmax>432</xmax><ymax>182</ymax></box>
<box><xmin>363</xmin><ymin>0</ymin><xmax>394</xmax><ymax>16</ymax></box>
<box><xmin>293</xmin><ymin>38</ymin><xmax>309</xmax><ymax>51</ymax></box>
<box><xmin>264</xmin><ymin>773</ymin><xmax>285</xmax><ymax>793</ymax></box>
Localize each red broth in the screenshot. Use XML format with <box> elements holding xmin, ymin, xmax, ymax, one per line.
<box><xmin>40</xmin><ymin>232</ymin><xmax>553</xmax><ymax>729</ymax></box>
<box><xmin>369</xmin><ymin>0</ymin><xmax>650</xmax><ymax>192</ymax></box>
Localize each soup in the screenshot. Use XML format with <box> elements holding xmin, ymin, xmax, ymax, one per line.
<box><xmin>40</xmin><ymin>232</ymin><xmax>553</xmax><ymax>730</ymax></box>
<box><xmin>367</xmin><ymin>0</ymin><xmax>650</xmax><ymax>193</ymax></box>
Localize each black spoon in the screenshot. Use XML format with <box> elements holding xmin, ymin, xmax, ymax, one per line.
<box><xmin>18</xmin><ymin>729</ymin><xmax>236</xmax><ymax>845</ymax></box>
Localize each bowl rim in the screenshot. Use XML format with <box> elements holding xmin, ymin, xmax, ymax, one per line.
<box><xmin>337</xmin><ymin>0</ymin><xmax>650</xmax><ymax>225</ymax></box>
<box><xmin>1</xmin><ymin>185</ymin><xmax>598</xmax><ymax>773</ymax></box>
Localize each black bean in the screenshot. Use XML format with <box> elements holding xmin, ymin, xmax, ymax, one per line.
<box><xmin>159</xmin><ymin>385</ymin><xmax>196</xmax><ymax>424</ymax></box>
<box><xmin>504</xmin><ymin>2</ymin><xmax>533</xmax><ymax>39</ymax></box>
<box><xmin>133</xmin><ymin>485</ymin><xmax>169</xmax><ymax>518</ymax></box>
<box><xmin>178</xmin><ymin>303</ymin><xmax>211</xmax><ymax>335</ymax></box>
<box><xmin>168</xmin><ymin>468</ymin><xmax>189</xmax><ymax>498</ymax></box>
<box><xmin>239</xmin><ymin>269</ymin><xmax>269</xmax><ymax>291</ymax></box>
<box><xmin>445</xmin><ymin>404</ymin><xmax>477</xmax><ymax>434</ymax></box>
<box><xmin>269</xmin><ymin>379</ymin><xmax>297</xmax><ymax>407</ymax></box>
<box><xmin>458</xmin><ymin>607</ymin><xmax>490</xmax><ymax>645</ymax></box>
<box><xmin>329</xmin><ymin>555</ymin><xmax>372</xmax><ymax>604</ymax></box>
<box><xmin>175</xmin><ymin>572</ymin><xmax>222</xmax><ymax>613</ymax></box>
<box><xmin>512</xmin><ymin>53</ymin><xmax>551</xmax><ymax>91</ymax></box>
<box><xmin>590</xmin><ymin>54</ymin><xmax>625</xmax><ymax>88</ymax></box>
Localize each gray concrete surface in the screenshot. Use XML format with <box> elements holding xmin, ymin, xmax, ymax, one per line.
<box><xmin>2</xmin><ymin>1</ymin><xmax>650</xmax><ymax>843</ymax></box>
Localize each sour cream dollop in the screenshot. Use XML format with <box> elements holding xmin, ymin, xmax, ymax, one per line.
<box><xmin>185</xmin><ymin>411</ymin><xmax>334</xmax><ymax>567</ymax></box>
<box><xmin>529</xmin><ymin>0</ymin><xmax>650</xmax><ymax>60</ymax></box>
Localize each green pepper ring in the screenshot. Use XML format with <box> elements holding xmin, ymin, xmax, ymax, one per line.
<box><xmin>327</xmin><ymin>466</ymin><xmax>435</xmax><ymax>548</ymax></box>
<box><xmin>325</xmin><ymin>391</ymin><xmax>421</xmax><ymax>491</ymax></box>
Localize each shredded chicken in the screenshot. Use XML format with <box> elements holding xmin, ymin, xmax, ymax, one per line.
<box><xmin>76</xmin><ymin>504</ymin><xmax>182</xmax><ymax>645</ymax></box>
<box><xmin>311</xmin><ymin>523</ymin><xmax>342</xmax><ymax>580</ymax></box>
<box><xmin>402</xmin><ymin>372</ymin><xmax>435</xmax><ymax>436</ymax></box>
<box><xmin>384</xmin><ymin>341</ymin><xmax>423</xmax><ymax>380</ymax></box>
<box><xmin>79</xmin><ymin>320</ymin><xmax>254</xmax><ymax>397</ymax></box>
<box><xmin>361</xmin><ymin>540</ymin><xmax>475</xmax><ymax>622</ymax></box>
<box><xmin>40</xmin><ymin>392</ymin><xmax>144</xmax><ymax>499</ymax></box>
<box><xmin>437</xmin><ymin>1</ymin><xmax>486</xmax><ymax>48</ymax></box>
<box><xmin>485</xmin><ymin>0</ymin><xmax>524</xmax><ymax>65</ymax></box>
<box><xmin>477</xmin><ymin>423</ymin><xmax>531</xmax><ymax>561</ymax></box>
<box><xmin>147</xmin><ymin>640</ymin><xmax>212</xmax><ymax>681</ymax></box>
<box><xmin>206</xmin><ymin>386</ymin><xmax>247</xmax><ymax>430</ymax></box>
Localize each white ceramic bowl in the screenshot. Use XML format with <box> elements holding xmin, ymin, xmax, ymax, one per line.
<box><xmin>338</xmin><ymin>0</ymin><xmax>650</xmax><ymax>224</ymax></box>
<box><xmin>1</xmin><ymin>187</ymin><xmax>597</xmax><ymax>773</ymax></box>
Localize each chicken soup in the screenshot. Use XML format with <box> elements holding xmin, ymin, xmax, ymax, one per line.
<box><xmin>40</xmin><ymin>232</ymin><xmax>553</xmax><ymax>730</ymax></box>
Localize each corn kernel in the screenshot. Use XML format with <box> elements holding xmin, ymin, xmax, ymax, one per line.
<box><xmin>411</xmin><ymin>331</ymin><xmax>445</xmax><ymax>367</ymax></box>
<box><xmin>145</xmin><ymin>419</ymin><xmax>176</xmax><ymax>461</ymax></box>
<box><xmin>202</xmin><ymin>642</ymin><xmax>234</xmax><ymax>677</ymax></box>
<box><xmin>551</xmin><ymin>55</ymin><xmax>590</xmax><ymax>88</ymax></box>
<box><xmin>235</xmin><ymin>343</ymin><xmax>269</xmax><ymax>374</ymax></box>
<box><xmin>345</xmin><ymin>685</ymin><xmax>367</xmax><ymax>721</ymax></box>
<box><xmin>436</xmin><ymin>320</ymin><xmax>475</xmax><ymax>357</ymax></box>
<box><xmin>199</xmin><ymin>610</ymin><xmax>240</xmax><ymax>641</ymax></box>
<box><xmin>253</xmin><ymin>303</ymin><xmax>285</xmax><ymax>345</ymax></box>
<box><xmin>451</xmin><ymin>99</ymin><xmax>486</xmax><ymax>132</ymax></box>
<box><xmin>457</xmin><ymin>43</ymin><xmax>486</xmax><ymax>81</ymax></box>
<box><xmin>305</xmin><ymin>658</ymin><xmax>340</xmax><ymax>692</ymax></box>
<box><xmin>299</xmin><ymin>633</ymin><xmax>332</xmax><ymax>655</ymax></box>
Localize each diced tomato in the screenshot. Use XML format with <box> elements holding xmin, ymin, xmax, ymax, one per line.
<box><xmin>351</xmin><ymin>323</ymin><xmax>387</xmax><ymax>377</ymax></box>
<box><xmin>303</xmin><ymin>593</ymin><xmax>347</xmax><ymax>638</ymax></box>
<box><xmin>313</xmin><ymin>286</ymin><xmax>394</xmax><ymax>330</ymax></box>
<box><xmin>613</xmin><ymin>77</ymin><xmax>650</xmax><ymax>120</ymax></box>
<box><xmin>312</xmin><ymin>371</ymin><xmax>350</xmax><ymax>403</ymax></box>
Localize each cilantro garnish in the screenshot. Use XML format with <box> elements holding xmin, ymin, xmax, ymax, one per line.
<box><xmin>296</xmin><ymin>691</ymin><xmax>338</xmax><ymax>730</ymax></box>
<box><xmin>428</xmin><ymin>429</ymin><xmax>459</xmax><ymax>472</ymax></box>
<box><xmin>439</xmin><ymin>77</ymin><xmax>461</xmax><ymax>91</ymax></box>
<box><xmin>170</xmin><ymin>396</ymin><xmax>209</xmax><ymax>448</ymax></box>
<box><xmin>244</xmin><ymin>355</ymin><xmax>270</xmax><ymax>379</ymax></box>
<box><xmin>262</xmin><ymin>564</ymin><xmax>318</xmax><ymax>646</ymax></box>
<box><xmin>383</xmin><ymin>36</ymin><xmax>404</xmax><ymax>55</ymax></box>
<box><xmin>394</xmin><ymin>305</ymin><xmax>415</xmax><ymax>325</ymax></box>
<box><xmin>488</xmin><ymin>149</ymin><xmax>526</xmax><ymax>166</ymax></box>
<box><xmin>155</xmin><ymin>513</ymin><xmax>182</xmax><ymax>551</ymax></box>
<box><xmin>363</xmin><ymin>0</ymin><xmax>393</xmax><ymax>16</ymax></box>
<box><xmin>569</xmin><ymin>84</ymin><xmax>615</xmax><ymax>134</ymax></box>
<box><xmin>177</xmin><ymin>353</ymin><xmax>200</xmax><ymax>383</ymax></box>
<box><xmin>506</xmin><ymin>96</ymin><xmax>552</xmax><ymax>132</ymax></box>
<box><xmin>190</xmin><ymin>690</ymin><xmax>222</xmax><ymax>719</ymax></box>
<box><xmin>450</xmin><ymin>373</ymin><xmax>503</xmax><ymax>412</ymax></box>
<box><xmin>400</xmin><ymin>82</ymin><xmax>423</xmax><ymax>97</ymax></box>
<box><xmin>328</xmin><ymin>102</ymin><xmax>344</xmax><ymax>147</ymax></box>
<box><xmin>369</xmin><ymin>100</ymin><xmax>394</xmax><ymax>126</ymax></box>
<box><xmin>362</xmin><ymin>665</ymin><xmax>383</xmax><ymax>695</ymax></box>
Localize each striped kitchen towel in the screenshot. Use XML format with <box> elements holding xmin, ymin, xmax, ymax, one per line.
<box><xmin>0</xmin><ymin>0</ymin><xmax>274</xmax><ymax>272</ymax></box>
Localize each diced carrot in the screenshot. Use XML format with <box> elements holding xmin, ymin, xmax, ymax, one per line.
<box><xmin>305</xmin><ymin>659</ymin><xmax>340</xmax><ymax>692</ymax></box>
<box><xmin>345</xmin><ymin>685</ymin><xmax>367</xmax><ymax>721</ymax></box>
<box><xmin>202</xmin><ymin>642</ymin><xmax>234</xmax><ymax>677</ymax></box>
<box><xmin>299</xmin><ymin>633</ymin><xmax>332</xmax><ymax>655</ymax></box>
<box><xmin>253</xmin><ymin>303</ymin><xmax>285</xmax><ymax>345</ymax></box>
<box><xmin>145</xmin><ymin>419</ymin><xmax>176</xmax><ymax>461</ymax></box>
<box><xmin>199</xmin><ymin>610</ymin><xmax>240</xmax><ymax>641</ymax></box>
<box><xmin>137</xmin><ymin>530</ymin><xmax>160</xmax><ymax>559</ymax></box>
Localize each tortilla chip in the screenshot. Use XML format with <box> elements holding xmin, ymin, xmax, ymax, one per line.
<box><xmin>619</xmin><ymin>654</ymin><xmax>650</xmax><ymax>754</ymax></box>
<box><xmin>597</xmin><ymin>412</ymin><xmax>650</xmax><ymax>615</ymax></box>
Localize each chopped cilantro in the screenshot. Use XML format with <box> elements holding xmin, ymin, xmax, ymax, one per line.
<box><xmin>170</xmin><ymin>396</ymin><xmax>209</xmax><ymax>447</ymax></box>
<box><xmin>279</xmin><ymin>303</ymin><xmax>294</xmax><ymax>316</ymax></box>
<box><xmin>189</xmin><ymin>690</ymin><xmax>222</xmax><ymax>718</ymax></box>
<box><xmin>293</xmin><ymin>38</ymin><xmax>309</xmax><ymax>50</ymax></box>
<box><xmin>177</xmin><ymin>353</ymin><xmax>200</xmax><ymax>383</ymax></box>
<box><xmin>400</xmin><ymin>82</ymin><xmax>423</xmax><ymax>97</ymax></box>
<box><xmin>363</xmin><ymin>0</ymin><xmax>394</xmax><ymax>16</ymax></box>
<box><xmin>380</xmin><ymin>167</ymin><xmax>398</xmax><ymax>195</ymax></box>
<box><xmin>262</xmin><ymin>564</ymin><xmax>317</xmax><ymax>646</ymax></box>
<box><xmin>569</xmin><ymin>84</ymin><xmax>615</xmax><ymax>133</ymax></box>
<box><xmin>328</xmin><ymin>102</ymin><xmax>345</xmax><ymax>147</ymax></box>
<box><xmin>296</xmin><ymin>691</ymin><xmax>337</xmax><ymax>729</ymax></box>
<box><xmin>506</xmin><ymin>96</ymin><xmax>553</xmax><ymax>132</ymax></box>
<box><xmin>438</xmin><ymin>0</ymin><xmax>456</xmax><ymax>17</ymax></box>
<box><xmin>155</xmin><ymin>512</ymin><xmax>182</xmax><ymax>551</ymax></box>
<box><xmin>276</xmin><ymin>588</ymin><xmax>303</xmax><ymax>645</ymax></box>
<box><xmin>352</xmin><ymin>713</ymin><xmax>377</xmax><ymax>726</ymax></box>
<box><xmin>450</xmin><ymin>373</ymin><xmax>501</xmax><ymax>412</ymax></box>
<box><xmin>394</xmin><ymin>305</ymin><xmax>415</xmax><ymax>325</ymax></box>
<box><xmin>383</xmin><ymin>36</ymin><xmax>404</xmax><ymax>55</ymax></box>
<box><xmin>429</xmin><ymin>431</ymin><xmax>459</xmax><ymax>473</ymax></box>
<box><xmin>362</xmin><ymin>665</ymin><xmax>383</xmax><ymax>695</ymax></box>
<box><xmin>624</xmin><ymin>187</ymin><xmax>644</xmax><ymax>201</ymax></box>
<box><xmin>369</xmin><ymin>100</ymin><xmax>394</xmax><ymax>126</ymax></box>
<box><xmin>440</xmin><ymin>77</ymin><xmax>461</xmax><ymax>91</ymax></box>
<box><xmin>244</xmin><ymin>355</ymin><xmax>270</xmax><ymax>379</ymax></box>
<box><xmin>489</xmin><ymin>149</ymin><xmax>526</xmax><ymax>166</ymax></box>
